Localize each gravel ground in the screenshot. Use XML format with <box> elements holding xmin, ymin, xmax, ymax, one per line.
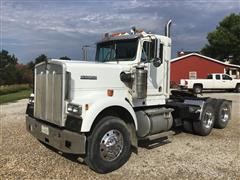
<box><xmin>1</xmin><ymin>93</ymin><xmax>239</xmax><ymax>179</ymax></box>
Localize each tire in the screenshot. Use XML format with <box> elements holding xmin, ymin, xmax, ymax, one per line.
<box><xmin>236</xmin><ymin>84</ymin><xmax>240</xmax><ymax>93</ymax></box>
<box><xmin>183</xmin><ymin>120</ymin><xmax>193</xmax><ymax>132</ymax></box>
<box><xmin>85</xmin><ymin>116</ymin><xmax>132</xmax><ymax>173</ymax></box>
<box><xmin>193</xmin><ymin>85</ymin><xmax>202</xmax><ymax>94</ymax></box>
<box><xmin>193</xmin><ymin>104</ymin><xmax>215</xmax><ymax>136</ymax></box>
<box><xmin>214</xmin><ymin>101</ymin><xmax>231</xmax><ymax>129</ymax></box>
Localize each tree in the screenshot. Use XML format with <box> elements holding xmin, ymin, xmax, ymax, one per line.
<box><xmin>0</xmin><ymin>64</ymin><xmax>17</xmax><ymax>84</ymax></box>
<box><xmin>201</xmin><ymin>13</ymin><xmax>240</xmax><ymax>65</ymax></box>
<box><xmin>15</xmin><ymin>64</ymin><xmax>33</xmax><ymax>84</ymax></box>
<box><xmin>35</xmin><ymin>54</ymin><xmax>48</xmax><ymax>64</ymax></box>
<box><xmin>59</xmin><ymin>56</ymin><xmax>71</xmax><ymax>60</ymax></box>
<box><xmin>10</xmin><ymin>54</ymin><xmax>18</xmax><ymax>64</ymax></box>
<box><xmin>0</xmin><ymin>50</ymin><xmax>18</xmax><ymax>84</ymax></box>
<box><xmin>0</xmin><ymin>49</ymin><xmax>18</xmax><ymax>69</ymax></box>
<box><xmin>0</xmin><ymin>50</ymin><xmax>33</xmax><ymax>85</ymax></box>
<box><xmin>27</xmin><ymin>61</ymin><xmax>35</xmax><ymax>70</ymax></box>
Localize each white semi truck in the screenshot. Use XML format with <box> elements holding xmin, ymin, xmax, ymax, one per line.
<box><xmin>26</xmin><ymin>21</ymin><xmax>232</xmax><ymax>173</ymax></box>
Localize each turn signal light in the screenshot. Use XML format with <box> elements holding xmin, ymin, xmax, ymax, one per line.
<box><xmin>85</xmin><ymin>104</ymin><xmax>89</xmax><ymax>111</ymax></box>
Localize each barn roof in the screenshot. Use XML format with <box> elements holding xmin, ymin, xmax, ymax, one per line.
<box><xmin>171</xmin><ymin>53</ymin><xmax>240</xmax><ymax>69</ymax></box>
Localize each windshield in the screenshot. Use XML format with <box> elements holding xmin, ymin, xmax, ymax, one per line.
<box><xmin>95</xmin><ymin>39</ymin><xmax>138</xmax><ymax>62</ymax></box>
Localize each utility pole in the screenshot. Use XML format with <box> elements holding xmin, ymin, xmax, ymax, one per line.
<box><xmin>82</xmin><ymin>45</ymin><xmax>90</xmax><ymax>61</ymax></box>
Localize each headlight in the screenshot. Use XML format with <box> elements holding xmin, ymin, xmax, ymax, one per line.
<box><xmin>28</xmin><ymin>93</ymin><xmax>34</xmax><ymax>104</ymax></box>
<box><xmin>67</xmin><ymin>103</ymin><xmax>82</xmax><ymax>115</ymax></box>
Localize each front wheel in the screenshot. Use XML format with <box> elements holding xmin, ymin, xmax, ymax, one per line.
<box><xmin>193</xmin><ymin>104</ymin><xmax>215</xmax><ymax>136</ymax></box>
<box><xmin>85</xmin><ymin>116</ymin><xmax>132</xmax><ymax>173</ymax></box>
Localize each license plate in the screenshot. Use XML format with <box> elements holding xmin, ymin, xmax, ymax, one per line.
<box><xmin>41</xmin><ymin>125</ymin><xmax>49</xmax><ymax>135</ymax></box>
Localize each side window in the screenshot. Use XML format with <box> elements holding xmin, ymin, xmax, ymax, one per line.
<box><xmin>159</xmin><ymin>43</ymin><xmax>163</xmax><ymax>60</ymax></box>
<box><xmin>207</xmin><ymin>74</ymin><xmax>213</xmax><ymax>79</ymax></box>
<box><xmin>222</xmin><ymin>75</ymin><xmax>232</xmax><ymax>80</ymax></box>
<box><xmin>141</xmin><ymin>40</ymin><xmax>156</xmax><ymax>62</ymax></box>
<box><xmin>216</xmin><ymin>75</ymin><xmax>220</xmax><ymax>80</ymax></box>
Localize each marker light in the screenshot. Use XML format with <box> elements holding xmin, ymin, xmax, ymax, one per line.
<box><xmin>107</xmin><ymin>89</ymin><xmax>114</xmax><ymax>97</ymax></box>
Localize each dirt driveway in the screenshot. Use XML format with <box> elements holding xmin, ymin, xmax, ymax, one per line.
<box><xmin>1</xmin><ymin>93</ymin><xmax>239</xmax><ymax>179</ymax></box>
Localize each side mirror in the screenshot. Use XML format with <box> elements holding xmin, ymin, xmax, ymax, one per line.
<box><xmin>153</xmin><ymin>58</ymin><xmax>162</xmax><ymax>67</ymax></box>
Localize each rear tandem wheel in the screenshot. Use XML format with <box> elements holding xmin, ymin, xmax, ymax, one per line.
<box><xmin>214</xmin><ymin>100</ymin><xmax>231</xmax><ymax>129</ymax></box>
<box><xmin>193</xmin><ymin>104</ymin><xmax>215</xmax><ymax>136</ymax></box>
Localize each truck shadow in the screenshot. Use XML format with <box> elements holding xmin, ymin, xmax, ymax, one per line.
<box><xmin>39</xmin><ymin>140</ymin><xmax>85</xmax><ymax>164</ymax></box>
<box><xmin>138</xmin><ymin>127</ymin><xmax>191</xmax><ymax>149</ymax></box>
<box><xmin>138</xmin><ymin>138</ymin><xmax>171</xmax><ymax>149</ymax></box>
<box><xmin>39</xmin><ymin>128</ymin><xmax>192</xmax><ymax>163</ymax></box>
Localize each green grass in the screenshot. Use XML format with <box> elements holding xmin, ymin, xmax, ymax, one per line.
<box><xmin>0</xmin><ymin>84</ymin><xmax>31</xmax><ymax>95</ymax></box>
<box><xmin>0</xmin><ymin>89</ymin><xmax>32</xmax><ymax>104</ymax></box>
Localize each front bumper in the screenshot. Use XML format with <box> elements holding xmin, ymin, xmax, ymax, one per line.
<box><xmin>26</xmin><ymin>116</ymin><xmax>86</xmax><ymax>154</ymax></box>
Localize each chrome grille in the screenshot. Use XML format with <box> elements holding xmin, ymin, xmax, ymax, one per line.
<box><xmin>34</xmin><ymin>62</ymin><xmax>65</xmax><ymax>126</ymax></box>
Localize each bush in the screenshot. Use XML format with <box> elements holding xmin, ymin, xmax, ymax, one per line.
<box><xmin>0</xmin><ymin>84</ymin><xmax>31</xmax><ymax>95</ymax></box>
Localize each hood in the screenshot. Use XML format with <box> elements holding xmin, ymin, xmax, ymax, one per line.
<box><xmin>52</xmin><ymin>60</ymin><xmax>131</xmax><ymax>91</ymax></box>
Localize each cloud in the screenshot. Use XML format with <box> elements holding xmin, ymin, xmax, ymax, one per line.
<box><xmin>1</xmin><ymin>0</ymin><xmax>240</xmax><ymax>63</ymax></box>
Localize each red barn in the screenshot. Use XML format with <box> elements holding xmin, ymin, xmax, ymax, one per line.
<box><xmin>170</xmin><ymin>53</ymin><xmax>240</xmax><ymax>87</ymax></box>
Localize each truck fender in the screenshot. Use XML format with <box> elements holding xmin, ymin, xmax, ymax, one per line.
<box><xmin>81</xmin><ymin>97</ymin><xmax>138</xmax><ymax>132</ymax></box>
<box><xmin>193</xmin><ymin>83</ymin><xmax>203</xmax><ymax>88</ymax></box>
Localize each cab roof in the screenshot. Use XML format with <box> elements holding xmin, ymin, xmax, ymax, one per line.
<box><xmin>98</xmin><ymin>34</ymin><xmax>139</xmax><ymax>43</ymax></box>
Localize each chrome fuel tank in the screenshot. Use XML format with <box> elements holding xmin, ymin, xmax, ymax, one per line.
<box><xmin>132</xmin><ymin>66</ymin><xmax>148</xmax><ymax>99</ymax></box>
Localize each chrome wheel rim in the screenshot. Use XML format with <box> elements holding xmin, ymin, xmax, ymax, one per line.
<box><xmin>100</xmin><ymin>129</ymin><xmax>123</xmax><ymax>162</ymax></box>
<box><xmin>220</xmin><ymin>106</ymin><xmax>229</xmax><ymax>122</ymax></box>
<box><xmin>203</xmin><ymin>111</ymin><xmax>214</xmax><ymax>129</ymax></box>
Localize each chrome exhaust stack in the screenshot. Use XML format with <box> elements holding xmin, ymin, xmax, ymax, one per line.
<box><xmin>165</xmin><ymin>19</ymin><xmax>172</xmax><ymax>38</ymax></box>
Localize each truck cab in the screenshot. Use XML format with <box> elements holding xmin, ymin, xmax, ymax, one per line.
<box><xmin>95</xmin><ymin>32</ymin><xmax>171</xmax><ymax>104</ymax></box>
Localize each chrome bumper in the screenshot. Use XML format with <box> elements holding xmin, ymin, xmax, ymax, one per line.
<box><xmin>26</xmin><ymin>116</ymin><xmax>86</xmax><ymax>154</ymax></box>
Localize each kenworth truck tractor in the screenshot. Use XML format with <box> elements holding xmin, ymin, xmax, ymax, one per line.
<box><xmin>26</xmin><ymin>21</ymin><xmax>232</xmax><ymax>173</ymax></box>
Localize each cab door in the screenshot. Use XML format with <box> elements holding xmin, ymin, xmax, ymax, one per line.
<box><xmin>214</xmin><ymin>74</ymin><xmax>222</xmax><ymax>89</ymax></box>
<box><xmin>222</xmin><ymin>74</ymin><xmax>234</xmax><ymax>89</ymax></box>
<box><xmin>140</xmin><ymin>38</ymin><xmax>166</xmax><ymax>105</ymax></box>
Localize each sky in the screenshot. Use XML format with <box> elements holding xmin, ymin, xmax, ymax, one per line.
<box><xmin>1</xmin><ymin>0</ymin><xmax>240</xmax><ymax>64</ymax></box>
